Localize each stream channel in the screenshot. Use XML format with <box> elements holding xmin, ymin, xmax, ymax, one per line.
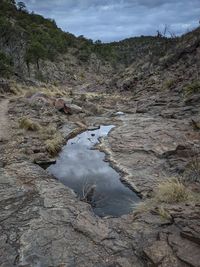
<box><xmin>47</xmin><ymin>125</ymin><xmax>140</xmax><ymax>217</ymax></box>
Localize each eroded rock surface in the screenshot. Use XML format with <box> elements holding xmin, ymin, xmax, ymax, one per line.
<box><xmin>99</xmin><ymin>90</ymin><xmax>200</xmax><ymax>197</ymax></box>
<box><xmin>0</xmin><ymin>91</ymin><xmax>200</xmax><ymax>266</ymax></box>
<box><xmin>0</xmin><ymin>163</ymin><xmax>143</xmax><ymax>267</ymax></box>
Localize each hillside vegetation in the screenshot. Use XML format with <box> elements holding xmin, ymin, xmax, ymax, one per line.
<box><xmin>0</xmin><ymin>0</ymin><xmax>200</xmax><ymax>93</ymax></box>
<box><xmin>112</xmin><ymin>26</ymin><xmax>200</xmax><ymax>94</ymax></box>
<box><xmin>0</xmin><ymin>0</ymin><xmax>117</xmax><ymax>83</ymax></box>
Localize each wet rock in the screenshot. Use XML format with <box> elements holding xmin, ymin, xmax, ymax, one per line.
<box><xmin>0</xmin><ymin>162</ymin><xmax>142</xmax><ymax>267</ymax></box>
<box><xmin>87</xmin><ymin>126</ymin><xmax>100</xmax><ymax>131</ymax></box>
<box><xmin>115</xmin><ymin>111</ymin><xmax>125</xmax><ymax>116</ymax></box>
<box><xmin>34</xmin><ymin>159</ymin><xmax>56</xmax><ymax>169</ymax></box>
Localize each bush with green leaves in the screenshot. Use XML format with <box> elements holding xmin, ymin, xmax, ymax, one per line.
<box><xmin>0</xmin><ymin>50</ymin><xmax>13</xmax><ymax>77</ymax></box>
<box><xmin>184</xmin><ymin>81</ymin><xmax>200</xmax><ymax>96</ymax></box>
<box><xmin>0</xmin><ymin>0</ymin><xmax>120</xmax><ymax>77</ymax></box>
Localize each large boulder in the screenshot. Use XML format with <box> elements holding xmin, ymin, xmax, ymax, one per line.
<box><xmin>67</xmin><ymin>104</ymin><xmax>83</xmax><ymax>114</ymax></box>
<box><xmin>29</xmin><ymin>92</ymin><xmax>55</xmax><ymax>107</ymax></box>
<box><xmin>82</xmin><ymin>101</ymin><xmax>104</xmax><ymax>115</ymax></box>
<box><xmin>54</xmin><ymin>98</ymin><xmax>83</xmax><ymax>114</ymax></box>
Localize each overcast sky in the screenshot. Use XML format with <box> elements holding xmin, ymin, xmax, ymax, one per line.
<box><xmin>21</xmin><ymin>0</ymin><xmax>200</xmax><ymax>42</ymax></box>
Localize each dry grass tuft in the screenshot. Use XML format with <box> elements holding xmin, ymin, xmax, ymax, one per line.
<box><xmin>45</xmin><ymin>134</ymin><xmax>64</xmax><ymax>156</ymax></box>
<box><xmin>155</xmin><ymin>178</ymin><xmax>189</xmax><ymax>203</ymax></box>
<box><xmin>44</xmin><ymin>125</ymin><xmax>57</xmax><ymax>135</ymax></box>
<box><xmin>135</xmin><ymin>177</ymin><xmax>198</xmax><ymax>216</ymax></box>
<box><xmin>19</xmin><ymin>117</ymin><xmax>41</xmax><ymax>131</ymax></box>
<box><xmin>8</xmin><ymin>81</ymin><xmax>27</xmax><ymax>96</ymax></box>
<box><xmin>40</xmin><ymin>125</ymin><xmax>57</xmax><ymax>140</ymax></box>
<box><xmin>183</xmin><ymin>157</ymin><xmax>200</xmax><ymax>183</ymax></box>
<box><xmin>157</xmin><ymin>206</ymin><xmax>172</xmax><ymax>220</ymax></box>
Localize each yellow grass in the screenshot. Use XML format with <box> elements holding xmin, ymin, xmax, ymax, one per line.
<box><xmin>45</xmin><ymin>134</ymin><xmax>64</xmax><ymax>156</ymax></box>
<box><xmin>19</xmin><ymin>117</ymin><xmax>40</xmax><ymax>131</ymax></box>
<box><xmin>155</xmin><ymin>178</ymin><xmax>189</xmax><ymax>203</ymax></box>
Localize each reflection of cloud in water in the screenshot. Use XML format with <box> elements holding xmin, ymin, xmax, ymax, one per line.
<box><xmin>48</xmin><ymin>125</ymin><xmax>140</xmax><ymax>217</ymax></box>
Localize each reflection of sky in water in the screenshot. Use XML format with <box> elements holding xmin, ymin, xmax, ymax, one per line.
<box><xmin>48</xmin><ymin>125</ymin><xmax>140</xmax><ymax>217</ymax></box>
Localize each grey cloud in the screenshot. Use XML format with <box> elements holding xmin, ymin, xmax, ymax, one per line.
<box><xmin>21</xmin><ymin>0</ymin><xmax>200</xmax><ymax>42</ymax></box>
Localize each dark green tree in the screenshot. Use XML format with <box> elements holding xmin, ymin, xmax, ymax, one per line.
<box><xmin>0</xmin><ymin>51</ymin><xmax>13</xmax><ymax>77</ymax></box>
<box><xmin>25</xmin><ymin>41</ymin><xmax>46</xmax><ymax>71</ymax></box>
<box><xmin>17</xmin><ymin>1</ymin><xmax>26</xmax><ymax>11</ymax></box>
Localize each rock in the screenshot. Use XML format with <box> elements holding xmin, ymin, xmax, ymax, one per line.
<box><xmin>82</xmin><ymin>101</ymin><xmax>103</xmax><ymax>115</ymax></box>
<box><xmin>0</xmin><ymin>162</ymin><xmax>142</xmax><ymax>267</ymax></box>
<box><xmin>143</xmin><ymin>240</ymin><xmax>179</xmax><ymax>266</ymax></box>
<box><xmin>67</xmin><ymin>104</ymin><xmax>83</xmax><ymax>114</ymax></box>
<box><xmin>34</xmin><ymin>159</ymin><xmax>56</xmax><ymax>169</ymax></box>
<box><xmin>181</xmin><ymin>226</ymin><xmax>200</xmax><ymax>245</ymax></box>
<box><xmin>168</xmin><ymin>233</ymin><xmax>200</xmax><ymax>267</ymax></box>
<box><xmin>191</xmin><ymin>119</ymin><xmax>200</xmax><ymax>130</ymax></box>
<box><xmin>55</xmin><ymin>98</ymin><xmax>83</xmax><ymax>114</ymax></box>
<box><xmin>29</xmin><ymin>92</ymin><xmax>54</xmax><ymax>106</ymax></box>
<box><xmin>87</xmin><ymin>126</ymin><xmax>100</xmax><ymax>131</ymax></box>
<box><xmin>185</xmin><ymin>94</ymin><xmax>200</xmax><ymax>105</ymax></box>
<box><xmin>111</xmin><ymin>111</ymin><xmax>126</xmax><ymax>117</ymax></box>
<box><xmin>115</xmin><ymin>111</ymin><xmax>125</xmax><ymax>116</ymax></box>
<box><xmin>1</xmin><ymin>88</ymin><xmax>200</xmax><ymax>267</ymax></box>
<box><xmin>136</xmin><ymin>100</ymin><xmax>149</xmax><ymax>113</ymax></box>
<box><xmin>54</xmin><ymin>98</ymin><xmax>66</xmax><ymax>110</ymax></box>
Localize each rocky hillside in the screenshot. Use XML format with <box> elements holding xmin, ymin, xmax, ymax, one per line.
<box><xmin>108</xmin><ymin>35</ymin><xmax>176</xmax><ymax>67</ymax></box>
<box><xmin>2</xmin><ymin>0</ymin><xmax>200</xmax><ymax>92</ymax></box>
<box><xmin>0</xmin><ymin>0</ymin><xmax>118</xmax><ymax>86</ymax></box>
<box><xmin>112</xmin><ymin>26</ymin><xmax>200</xmax><ymax>95</ymax></box>
<box><xmin>0</xmin><ymin>2</ymin><xmax>200</xmax><ymax>266</ymax></box>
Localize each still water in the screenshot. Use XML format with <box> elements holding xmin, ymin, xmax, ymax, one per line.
<box><xmin>48</xmin><ymin>125</ymin><xmax>140</xmax><ymax>217</ymax></box>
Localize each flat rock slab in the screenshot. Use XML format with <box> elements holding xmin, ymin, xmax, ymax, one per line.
<box><xmin>0</xmin><ymin>93</ymin><xmax>200</xmax><ymax>267</ymax></box>
<box><xmin>104</xmin><ymin>113</ymin><xmax>200</xmax><ymax>195</ymax></box>
<box><xmin>0</xmin><ymin>162</ymin><xmax>142</xmax><ymax>267</ymax></box>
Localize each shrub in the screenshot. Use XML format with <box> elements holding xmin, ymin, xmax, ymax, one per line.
<box><xmin>163</xmin><ymin>79</ymin><xmax>175</xmax><ymax>90</ymax></box>
<box><xmin>19</xmin><ymin>117</ymin><xmax>40</xmax><ymax>131</ymax></box>
<box><xmin>184</xmin><ymin>81</ymin><xmax>200</xmax><ymax>96</ymax></box>
<box><xmin>0</xmin><ymin>50</ymin><xmax>13</xmax><ymax>77</ymax></box>
<box><xmin>155</xmin><ymin>178</ymin><xmax>189</xmax><ymax>203</ymax></box>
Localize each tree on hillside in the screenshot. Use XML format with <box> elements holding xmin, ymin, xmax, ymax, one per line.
<box><xmin>0</xmin><ymin>50</ymin><xmax>13</xmax><ymax>77</ymax></box>
<box><xmin>17</xmin><ymin>1</ymin><xmax>26</xmax><ymax>11</ymax></box>
<box><xmin>25</xmin><ymin>41</ymin><xmax>46</xmax><ymax>72</ymax></box>
<box><xmin>95</xmin><ymin>40</ymin><xmax>102</xmax><ymax>45</ymax></box>
<box><xmin>8</xmin><ymin>0</ymin><xmax>16</xmax><ymax>5</ymax></box>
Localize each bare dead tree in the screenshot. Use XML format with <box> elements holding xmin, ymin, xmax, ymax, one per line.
<box><xmin>162</xmin><ymin>24</ymin><xmax>177</xmax><ymax>38</ymax></box>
